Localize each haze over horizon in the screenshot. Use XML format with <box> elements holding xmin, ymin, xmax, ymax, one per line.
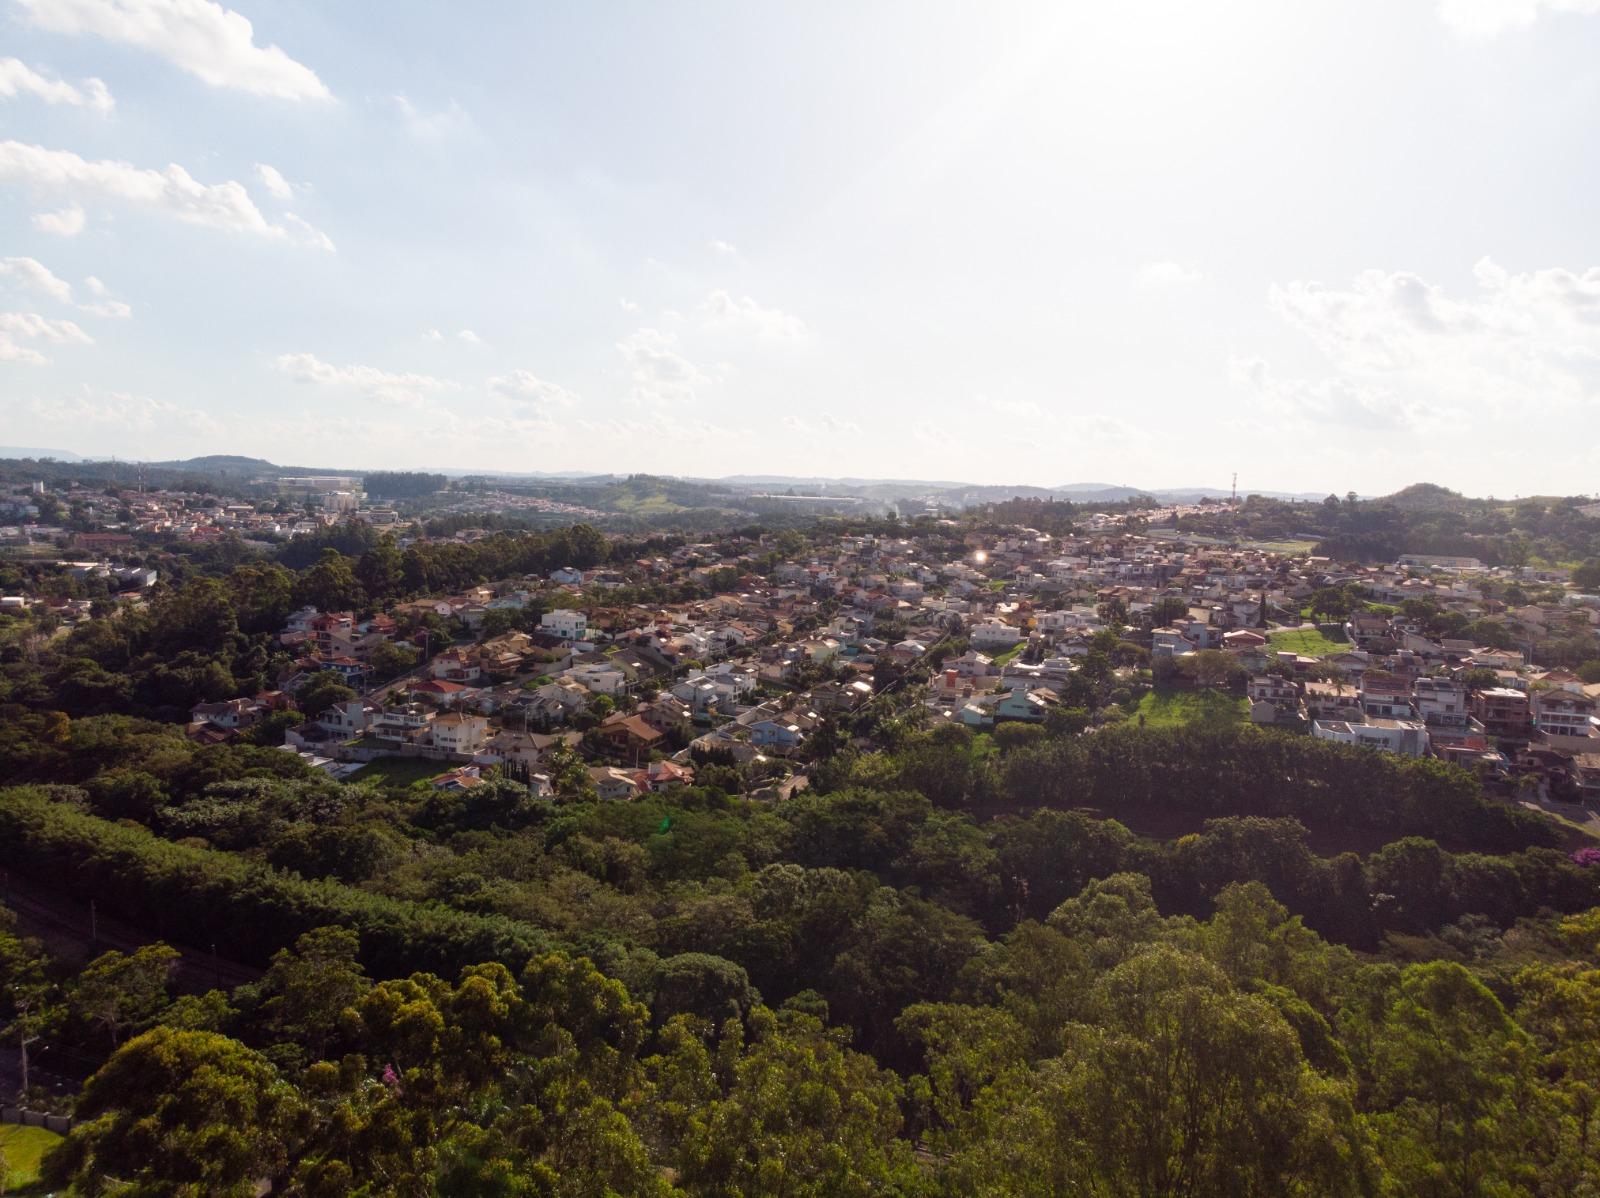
<box><xmin>4</xmin><ymin>0</ymin><xmax>1600</xmax><ymax>495</ymax></box>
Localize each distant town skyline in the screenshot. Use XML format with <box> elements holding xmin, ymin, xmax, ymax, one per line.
<box><xmin>4</xmin><ymin>0</ymin><xmax>1600</xmax><ymax>495</ymax></box>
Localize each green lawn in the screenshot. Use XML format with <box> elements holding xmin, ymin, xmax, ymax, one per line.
<box><xmin>2</xmin><ymin>1124</ymin><xmax>63</xmax><ymax>1190</ymax></box>
<box><xmin>1268</xmin><ymin>628</ymin><xmax>1349</xmax><ymax>657</ymax></box>
<box><xmin>990</xmin><ymin>641</ymin><xmax>1026</xmax><ymax>667</ymax></box>
<box><xmin>347</xmin><ymin>757</ymin><xmax>447</xmax><ymax>787</ymax></box>
<box><xmin>1248</xmin><ymin>539</ymin><xmax>1319</xmax><ymax>554</ymax></box>
<box><xmin>1135</xmin><ymin>689</ymin><xmax>1248</xmax><ymax>729</ymax></box>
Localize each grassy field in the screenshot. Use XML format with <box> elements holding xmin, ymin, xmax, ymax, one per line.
<box><xmin>347</xmin><ymin>757</ymin><xmax>446</xmax><ymax>788</ymax></box>
<box><xmin>1247</xmin><ymin>539</ymin><xmax>1319</xmax><ymax>554</ymax></box>
<box><xmin>1269</xmin><ymin>628</ymin><xmax>1349</xmax><ymax>657</ymax></box>
<box><xmin>989</xmin><ymin>641</ymin><xmax>1026</xmax><ymax>667</ymax></box>
<box><xmin>1135</xmin><ymin>689</ymin><xmax>1248</xmax><ymax>729</ymax></box>
<box><xmin>609</xmin><ymin>491</ymin><xmax>685</xmax><ymax>516</ymax></box>
<box><xmin>2</xmin><ymin>1124</ymin><xmax>63</xmax><ymax>1191</ymax></box>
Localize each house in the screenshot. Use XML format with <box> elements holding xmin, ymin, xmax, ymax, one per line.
<box><xmin>1533</xmin><ymin>690</ymin><xmax>1597</xmax><ymax>741</ymax></box>
<box><xmin>550</xmin><ymin>566</ymin><xmax>586</xmax><ymax>585</ymax></box>
<box><xmin>749</xmin><ymin>719</ymin><xmax>807</xmax><ymax>752</ymax></box>
<box><xmin>431</xmin><ymin>712</ymin><xmax>491</xmax><ymax>756</ymax></box>
<box><xmin>1347</xmin><ymin>614</ymin><xmax>1393</xmax><ymax>651</ymax></box>
<box><xmin>564</xmin><ymin>661</ymin><xmax>628</xmax><ymax>697</ymax></box>
<box><xmin>640</xmin><ymin>695</ymin><xmax>693</xmax><ymax>735</ymax></box>
<box><xmin>430</xmin><ymin>765</ymin><xmax>485</xmax><ymax>791</ymax></box>
<box><xmin>541</xmin><ymin>609</ymin><xmax>589</xmax><ymax>641</ymax></box>
<box><xmin>372</xmin><ymin>703</ymin><xmax>434</xmax><ymax>739</ymax></box>
<box><xmin>994</xmin><ymin>688</ymin><xmax>1056</xmax><ymax>723</ymax></box>
<box><xmin>1151</xmin><ymin>627</ymin><xmax>1194</xmax><ymax>658</ymax></box>
<box><xmin>189</xmin><ymin>698</ymin><xmax>261</xmax><ymax>731</ymax></box>
<box><xmin>317</xmin><ymin>699</ymin><xmax>371</xmax><ymax>738</ymax></box>
<box><xmin>969</xmin><ymin>620</ymin><xmax>1024</xmax><ymax>650</ymax></box>
<box><xmin>1471</xmin><ymin>688</ymin><xmax>1529</xmax><ymax>739</ymax></box>
<box><xmin>1412</xmin><ymin>677</ymin><xmax>1470</xmax><ymax>730</ymax></box>
<box><xmin>1222</xmin><ymin>629</ymin><xmax>1269</xmax><ymax>653</ymax></box>
<box><xmin>523</xmin><ymin>681</ymin><xmax>591</xmax><ymax>724</ymax></box>
<box><xmin>430</xmin><ymin>648</ymin><xmax>483</xmax><ymax>683</ymax></box>
<box><xmin>1312</xmin><ymin>718</ymin><xmax>1429</xmax><ymax>757</ymax></box>
<box><xmin>594</xmin><ymin>713</ymin><xmax>665</xmax><ymax>759</ymax></box>
<box><xmin>409</xmin><ymin>679</ymin><xmax>478</xmax><ymax>708</ymax></box>
<box><xmin>944</xmin><ymin>650</ymin><xmax>996</xmax><ymax>679</ymax></box>
<box><xmin>589</xmin><ymin>766</ymin><xmax>643</xmax><ymax>800</ymax></box>
<box><xmin>644</xmin><ymin>760</ymin><xmax>695</xmax><ymax>791</ymax></box>
<box><xmin>476</xmin><ymin>729</ymin><xmax>576</xmax><ymax>770</ymax></box>
<box><xmin>1359</xmin><ymin>671</ymin><xmax>1413</xmax><ymax>721</ymax></box>
<box><xmin>1572</xmin><ymin>754</ymin><xmax>1600</xmax><ymax>804</ymax></box>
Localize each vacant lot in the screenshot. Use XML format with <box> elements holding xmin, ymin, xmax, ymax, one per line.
<box><xmin>1269</xmin><ymin>627</ymin><xmax>1349</xmax><ymax>657</ymax></box>
<box><xmin>1135</xmin><ymin>689</ymin><xmax>1248</xmax><ymax>729</ymax></box>
<box><xmin>2</xmin><ymin>1124</ymin><xmax>63</xmax><ymax>1191</ymax></box>
<box><xmin>347</xmin><ymin>757</ymin><xmax>446</xmax><ymax>788</ymax></box>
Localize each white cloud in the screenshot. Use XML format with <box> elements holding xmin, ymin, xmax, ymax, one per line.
<box><xmin>1265</xmin><ymin>258</ymin><xmax>1600</xmax><ymax>412</ymax></box>
<box><xmin>617</xmin><ymin>327</ymin><xmax>712</xmax><ymax>405</ymax></box>
<box><xmin>0</xmin><ymin>260</ymin><xmax>133</xmax><ymax>318</ymax></box>
<box><xmin>25</xmin><ymin>385</ymin><xmax>218</xmax><ymax>434</ymax></box>
<box><xmin>15</xmin><ymin>0</ymin><xmax>329</xmax><ymax>100</ymax></box>
<box><xmin>1236</xmin><ymin>258</ymin><xmax>1600</xmax><ymax>455</ymax></box>
<box><xmin>457</xmin><ymin>329</ymin><xmax>481</xmax><ymax>344</ymax></box>
<box><xmin>0</xmin><ymin>57</ymin><xmax>115</xmax><ymax>112</ymax></box>
<box><xmin>82</xmin><ymin>276</ymin><xmax>132</xmax><ymax>318</ymax></box>
<box><xmin>393</xmin><ymin>93</ymin><xmax>473</xmax><ymax>141</ymax></box>
<box><xmin>1228</xmin><ymin>355</ymin><xmax>1428</xmax><ymax>431</ymax></box>
<box><xmin>1436</xmin><ymin>0</ymin><xmax>1600</xmax><ymax>36</ymax></box>
<box><xmin>696</xmin><ymin>290</ymin><xmax>809</xmax><ymax>340</ymax></box>
<box><xmin>708</xmin><ymin>239</ymin><xmax>739</xmax><ymax>259</ymax></box>
<box><xmin>1138</xmin><ymin>260</ymin><xmax>1203</xmax><ymax>287</ymax></box>
<box><xmin>280</xmin><ymin>212</ymin><xmax>334</xmax><ymax>252</ymax></box>
<box><xmin>0</xmin><ymin>311</ymin><xmax>94</xmax><ymax>364</ymax></box>
<box><xmin>274</xmin><ymin>351</ymin><xmax>458</xmax><ymax>406</ymax></box>
<box><xmin>423</xmin><ymin>328</ymin><xmax>444</xmax><ymax>342</ymax></box>
<box><xmin>618</xmin><ymin>298</ymin><xmax>639</xmax><ymax>313</ymax></box>
<box><xmin>488</xmin><ymin>369</ymin><xmax>580</xmax><ymax>414</ymax></box>
<box><xmin>0</xmin><ymin>140</ymin><xmax>333</xmax><ymax>249</ymax></box>
<box><xmin>32</xmin><ymin>205</ymin><xmax>86</xmax><ymax>236</ymax></box>
<box><xmin>253</xmin><ymin>162</ymin><xmax>293</xmax><ymax>199</ymax></box>
<box><xmin>0</xmin><ymin>257</ymin><xmax>75</xmax><ymax>304</ymax></box>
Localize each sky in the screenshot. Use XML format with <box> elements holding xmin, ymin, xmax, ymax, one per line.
<box><xmin>2</xmin><ymin>0</ymin><xmax>1600</xmax><ymax>497</ymax></box>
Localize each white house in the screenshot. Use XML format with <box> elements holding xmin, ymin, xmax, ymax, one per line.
<box><xmin>431</xmin><ymin>712</ymin><xmax>491</xmax><ymax>756</ymax></box>
<box><xmin>564</xmin><ymin>662</ymin><xmax>628</xmax><ymax>697</ymax></box>
<box><xmin>541</xmin><ymin>609</ymin><xmax>589</xmax><ymax>641</ymax></box>
<box><xmin>1311</xmin><ymin>718</ymin><xmax>1429</xmax><ymax>757</ymax></box>
<box><xmin>969</xmin><ymin>620</ymin><xmax>1023</xmax><ymax>650</ymax></box>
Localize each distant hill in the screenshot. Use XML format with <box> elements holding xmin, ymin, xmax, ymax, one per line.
<box><xmin>0</xmin><ymin>446</ymin><xmax>82</xmax><ymax>461</ymax></box>
<box><xmin>140</xmin><ymin>455</ymin><xmax>279</xmax><ymax>476</ymax></box>
<box><xmin>1379</xmin><ymin>482</ymin><xmax>1472</xmax><ymax>512</ymax></box>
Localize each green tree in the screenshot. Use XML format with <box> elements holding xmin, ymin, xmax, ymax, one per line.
<box><xmin>1368</xmin><ymin>961</ymin><xmax>1535</xmax><ymax>1197</ymax></box>
<box><xmin>44</xmin><ymin>1027</ymin><xmax>305</xmax><ymax>1196</ymax></box>
<box><xmin>295</xmin><ymin>671</ymin><xmax>358</xmax><ymax>718</ymax></box>
<box><xmin>368</xmin><ymin>640</ymin><xmax>419</xmax><ymax>679</ymax></box>
<box><xmin>71</xmin><ymin>942</ymin><xmax>180</xmax><ymax>1049</ymax></box>
<box><xmin>668</xmin><ymin>1008</ymin><xmax>917</xmax><ymax>1197</ymax></box>
<box><xmin>355</xmin><ymin>537</ymin><xmax>404</xmax><ymax>604</ymax></box>
<box><xmin>251</xmin><ymin>926</ymin><xmax>371</xmax><ymax>1064</ymax></box>
<box><xmin>294</xmin><ymin>549</ymin><xmax>365</xmax><ymax>613</ymax></box>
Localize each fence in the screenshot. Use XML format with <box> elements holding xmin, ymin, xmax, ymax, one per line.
<box><xmin>1</xmin><ymin>1104</ymin><xmax>72</xmax><ymax>1133</ymax></box>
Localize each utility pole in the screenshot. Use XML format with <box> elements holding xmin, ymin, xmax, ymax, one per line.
<box><xmin>1231</xmin><ymin>473</ymin><xmax>1238</xmax><ymax>504</ymax></box>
